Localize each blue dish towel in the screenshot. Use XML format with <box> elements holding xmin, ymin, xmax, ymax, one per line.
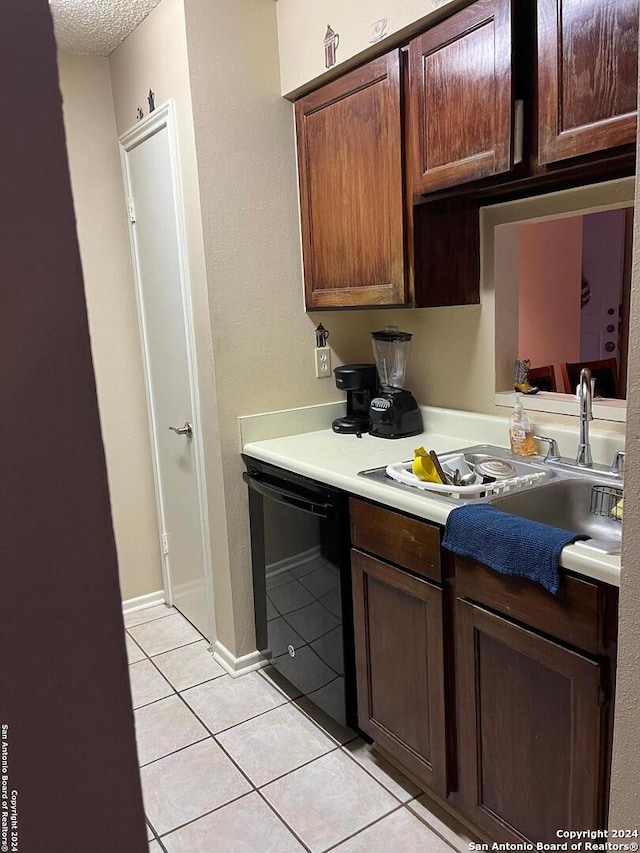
<box><xmin>442</xmin><ymin>504</ymin><xmax>589</xmax><ymax>594</ymax></box>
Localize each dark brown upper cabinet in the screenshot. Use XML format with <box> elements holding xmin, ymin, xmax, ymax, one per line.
<box><xmin>295</xmin><ymin>51</ymin><xmax>410</xmax><ymax>309</ymax></box>
<box><xmin>409</xmin><ymin>0</ymin><xmax>514</xmax><ymax>195</ymax></box>
<box><xmin>537</xmin><ymin>0</ymin><xmax>639</xmax><ymax>165</ymax></box>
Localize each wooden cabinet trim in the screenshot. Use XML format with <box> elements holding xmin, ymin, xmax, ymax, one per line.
<box><xmin>455</xmin><ymin>556</ymin><xmax>602</xmax><ymax>654</ymax></box>
<box><xmin>350</xmin><ymin>497</ymin><xmax>441</xmax><ymax>582</ymax></box>
<box><xmin>456</xmin><ymin>599</ymin><xmax>603</xmax><ymax>841</ymax></box>
<box><xmin>304</xmin><ymin>284</ymin><xmax>404</xmax><ymax>309</ymax></box>
<box><xmin>296</xmin><ymin>54</ymin><xmax>394</xmax><ymax>116</ymax></box>
<box><xmin>352</xmin><ymin>549</ymin><xmax>448</xmax><ymax>794</ymax></box>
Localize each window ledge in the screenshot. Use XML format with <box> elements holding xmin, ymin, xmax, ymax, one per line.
<box><xmin>495</xmin><ymin>391</ymin><xmax>626</xmax><ymax>423</ymax></box>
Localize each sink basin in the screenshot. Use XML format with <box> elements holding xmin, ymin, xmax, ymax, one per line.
<box><xmin>490</xmin><ymin>478</ymin><xmax>622</xmax><ymax>549</ymax></box>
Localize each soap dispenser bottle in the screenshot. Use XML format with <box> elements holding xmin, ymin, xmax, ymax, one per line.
<box><xmin>509</xmin><ymin>395</ymin><xmax>536</xmax><ymax>456</ymax></box>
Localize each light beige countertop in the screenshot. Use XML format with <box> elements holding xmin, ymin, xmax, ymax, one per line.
<box><xmin>240</xmin><ymin>403</ymin><xmax>623</xmax><ymax>588</ymax></box>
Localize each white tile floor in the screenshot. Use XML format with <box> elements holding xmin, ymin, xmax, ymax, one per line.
<box><xmin>126</xmin><ymin>605</ymin><xmax>474</xmax><ymax>852</ymax></box>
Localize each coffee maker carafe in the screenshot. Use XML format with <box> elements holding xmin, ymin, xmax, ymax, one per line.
<box><xmin>332</xmin><ymin>364</ymin><xmax>378</xmax><ymax>435</ymax></box>
<box><xmin>369</xmin><ymin>327</ymin><xmax>423</xmax><ymax>439</ymax></box>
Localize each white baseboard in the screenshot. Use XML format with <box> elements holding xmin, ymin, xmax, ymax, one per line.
<box><xmin>122</xmin><ymin>590</ymin><xmax>166</xmax><ymax>615</ymax></box>
<box><xmin>213</xmin><ymin>639</ymin><xmax>267</xmax><ymax>678</ymax></box>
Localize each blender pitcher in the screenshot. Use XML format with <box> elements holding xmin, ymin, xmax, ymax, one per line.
<box><xmin>371</xmin><ymin>326</ymin><xmax>413</xmax><ymax>389</ymax></box>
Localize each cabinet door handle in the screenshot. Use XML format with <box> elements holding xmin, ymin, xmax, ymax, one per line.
<box><xmin>513</xmin><ymin>100</ymin><xmax>524</xmax><ymax>165</ymax></box>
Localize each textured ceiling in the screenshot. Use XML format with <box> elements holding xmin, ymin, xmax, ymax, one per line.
<box><xmin>51</xmin><ymin>0</ymin><xmax>163</xmax><ymax>56</ymax></box>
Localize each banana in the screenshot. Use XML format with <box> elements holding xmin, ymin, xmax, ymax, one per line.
<box><xmin>612</xmin><ymin>498</ymin><xmax>624</xmax><ymax>521</ymax></box>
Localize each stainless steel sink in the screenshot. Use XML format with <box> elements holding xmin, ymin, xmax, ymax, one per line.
<box><xmin>490</xmin><ymin>478</ymin><xmax>622</xmax><ymax>550</ymax></box>
<box><xmin>358</xmin><ymin>443</ymin><xmax>623</xmax><ymax>551</ymax></box>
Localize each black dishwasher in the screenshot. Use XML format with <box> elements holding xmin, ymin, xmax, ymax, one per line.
<box><xmin>243</xmin><ymin>456</ymin><xmax>357</xmax><ymax>729</ymax></box>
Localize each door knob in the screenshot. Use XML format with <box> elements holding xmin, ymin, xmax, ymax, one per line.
<box><xmin>168</xmin><ymin>422</ymin><xmax>193</xmax><ymax>438</ymax></box>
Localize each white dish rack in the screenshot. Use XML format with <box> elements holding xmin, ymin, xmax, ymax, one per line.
<box><xmin>385</xmin><ymin>460</ymin><xmax>547</xmax><ymax>499</ymax></box>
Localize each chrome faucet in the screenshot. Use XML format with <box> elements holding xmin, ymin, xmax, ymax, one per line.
<box><xmin>576</xmin><ymin>367</ymin><xmax>593</xmax><ymax>467</ymax></box>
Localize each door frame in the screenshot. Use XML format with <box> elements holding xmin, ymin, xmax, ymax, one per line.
<box><xmin>119</xmin><ymin>100</ymin><xmax>216</xmax><ymax>642</ymax></box>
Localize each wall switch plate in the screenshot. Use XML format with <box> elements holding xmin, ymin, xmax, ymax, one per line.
<box><xmin>314</xmin><ymin>346</ymin><xmax>331</xmax><ymax>378</ymax></box>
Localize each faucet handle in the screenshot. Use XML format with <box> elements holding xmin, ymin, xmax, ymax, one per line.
<box><xmin>611</xmin><ymin>451</ymin><xmax>625</xmax><ymax>475</ymax></box>
<box><xmin>533</xmin><ymin>435</ymin><xmax>561</xmax><ymax>461</ymax></box>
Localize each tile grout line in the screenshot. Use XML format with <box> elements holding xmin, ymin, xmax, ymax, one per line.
<box><xmin>128</xmin><ymin>635</ymin><xmax>204</xmax><ymax>659</ymax></box>
<box><xmin>128</xmin><ymin>659</ymin><xmax>175</xmax><ymax>711</ymax></box>
<box><xmin>254</xmin><ymin>788</ymin><xmax>314</xmax><ymax>853</ymax></box>
<box><xmin>285</xmin><ymin>693</ymin><xmax>360</xmax><ymax>748</ymax></box>
<box><xmin>152</xmin><ymin>835</ymin><xmax>169</xmax><ymax>853</ymax></box>
<box><xmin>321</xmin><ymin>802</ymin><xmax>405</xmax><ymax>852</ymax></box>
<box><xmin>145</xmin><ymin>817</ymin><xmax>164</xmax><ymax>851</ymax></box>
<box><xmin>138</xmin><ymin>733</ymin><xmax>211</xmax><ymax>770</ymax></box>
<box><xmin>156</xmin><ymin>791</ymin><xmax>260</xmax><ymax>844</ymax></box>
<box><xmin>191</xmin><ymin>696</ymin><xmax>403</xmax><ymax>849</ymax></box>
<box><xmin>337</xmin><ymin>743</ymin><xmax>420</xmax><ymax>806</ymax></box>
<box><xmin>161</xmin><ymin>690</ymin><xmax>314</xmax><ymax>851</ymax></box>
<box><xmin>123</xmin><ymin>608</ymin><xmax>175</xmax><ymax>630</ymax></box>
<box><xmin>133</xmin><ymin>618</ymin><xmax>454</xmax><ymax>850</ymax></box>
<box><xmin>126</xmin><ymin>632</ymin><xmax>147</xmax><ymax>661</ymax></box>
<box><xmin>405</xmin><ymin>800</ymin><xmax>469</xmax><ymax>852</ymax></box>
<box><xmin>172</xmin><ymin>684</ymin><xmax>342</xmax><ymax>789</ymax></box>
<box><xmin>131</xmin><ymin>646</ymin><xmax>227</xmax><ymax>711</ymax></box>
<box><xmin>135</xmin><ymin>686</ymin><xmax>293</xmax><ymax>771</ymax></box>
<box><xmin>254</xmin><ymin>667</ymin><xmax>360</xmax><ymax>747</ymax></box>
<box><xmin>130</xmin><ymin>614</ymin><xmax>298</xmax><ymax>844</ymax></box>
<box><xmin>149</xmin><ymin>678</ymin><xmax>363</xmax><ymax>849</ymax></box>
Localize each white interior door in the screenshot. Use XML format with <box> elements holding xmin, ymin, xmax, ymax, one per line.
<box><xmin>120</xmin><ymin>104</ymin><xmax>213</xmax><ymax>641</ymax></box>
<box><xmin>580</xmin><ymin>209</ymin><xmax>626</xmax><ymax>363</ymax></box>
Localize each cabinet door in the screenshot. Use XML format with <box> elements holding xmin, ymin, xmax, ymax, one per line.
<box><xmin>295</xmin><ymin>52</ymin><xmax>408</xmax><ymax>309</ymax></box>
<box><xmin>456</xmin><ymin>600</ymin><xmax>604</xmax><ymax>843</ymax></box>
<box><xmin>351</xmin><ymin>549</ymin><xmax>447</xmax><ymax>795</ymax></box>
<box><xmin>538</xmin><ymin>0</ymin><xmax>639</xmax><ymax>165</ymax></box>
<box><xmin>409</xmin><ymin>0</ymin><xmax>513</xmax><ymax>194</ymax></box>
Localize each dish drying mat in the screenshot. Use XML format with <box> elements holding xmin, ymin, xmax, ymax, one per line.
<box><xmin>385</xmin><ymin>460</ymin><xmax>547</xmax><ymax>498</ymax></box>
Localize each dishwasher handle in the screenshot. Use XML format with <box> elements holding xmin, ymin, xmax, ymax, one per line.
<box><xmin>243</xmin><ymin>472</ymin><xmax>332</xmax><ymax>517</ymax></box>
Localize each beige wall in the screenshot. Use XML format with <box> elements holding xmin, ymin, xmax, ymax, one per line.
<box><xmin>518</xmin><ymin>218</ymin><xmax>582</xmax><ymax>368</ymax></box>
<box><xmin>57</xmin><ymin>51</ymin><xmax>162</xmax><ymax>600</ymax></box>
<box><xmin>276</xmin><ymin>0</ymin><xmax>461</xmax><ymax>95</ymax></box>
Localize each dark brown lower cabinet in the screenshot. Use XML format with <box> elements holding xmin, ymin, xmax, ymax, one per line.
<box><xmin>351</xmin><ymin>548</ymin><xmax>448</xmax><ymax>795</ymax></box>
<box><xmin>456</xmin><ymin>599</ymin><xmax>604</xmax><ymax>843</ymax></box>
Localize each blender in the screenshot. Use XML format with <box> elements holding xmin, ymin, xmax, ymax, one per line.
<box><xmin>369</xmin><ymin>326</ymin><xmax>423</xmax><ymax>438</ymax></box>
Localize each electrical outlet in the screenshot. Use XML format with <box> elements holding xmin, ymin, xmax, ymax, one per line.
<box><xmin>314</xmin><ymin>346</ymin><xmax>331</xmax><ymax>378</ymax></box>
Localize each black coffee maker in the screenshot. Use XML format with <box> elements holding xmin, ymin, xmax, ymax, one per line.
<box><xmin>332</xmin><ymin>364</ymin><xmax>378</xmax><ymax>434</ymax></box>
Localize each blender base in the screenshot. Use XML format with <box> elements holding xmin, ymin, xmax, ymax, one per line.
<box><xmin>369</xmin><ymin>389</ymin><xmax>423</xmax><ymax>439</ymax></box>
